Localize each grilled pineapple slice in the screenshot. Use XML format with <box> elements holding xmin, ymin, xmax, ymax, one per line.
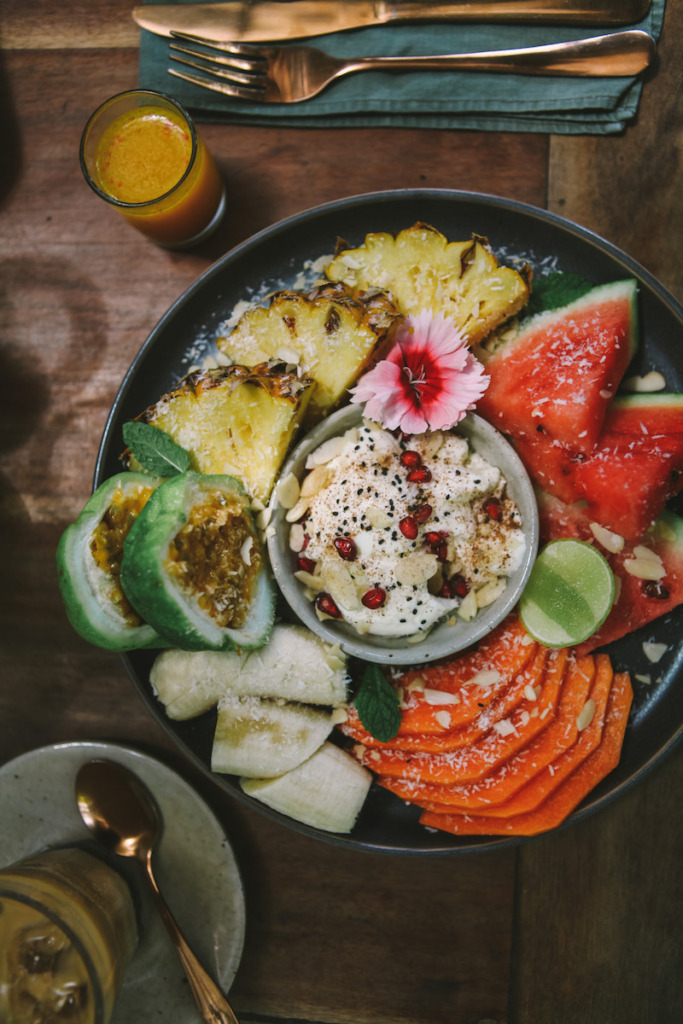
<box><xmin>325</xmin><ymin>223</ymin><xmax>531</xmax><ymax>346</ymax></box>
<box><xmin>127</xmin><ymin>363</ymin><xmax>314</xmax><ymax>504</ymax></box>
<box><xmin>216</xmin><ymin>282</ymin><xmax>402</xmax><ymax>426</ymax></box>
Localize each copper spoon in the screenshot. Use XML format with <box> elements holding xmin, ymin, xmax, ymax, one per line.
<box><xmin>75</xmin><ymin>759</ymin><xmax>240</xmax><ymax>1024</ymax></box>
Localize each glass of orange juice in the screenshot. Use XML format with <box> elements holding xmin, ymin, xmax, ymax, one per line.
<box><xmin>0</xmin><ymin>844</ymin><xmax>140</xmax><ymax>1024</ymax></box>
<box><xmin>80</xmin><ymin>90</ymin><xmax>226</xmax><ymax>248</ymax></box>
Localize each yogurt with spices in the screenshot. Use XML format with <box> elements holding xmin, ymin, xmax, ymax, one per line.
<box><xmin>288</xmin><ymin>419</ymin><xmax>527</xmax><ymax>638</ymax></box>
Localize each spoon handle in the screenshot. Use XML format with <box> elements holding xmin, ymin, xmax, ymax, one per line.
<box><xmin>143</xmin><ymin>854</ymin><xmax>240</xmax><ymax>1024</ymax></box>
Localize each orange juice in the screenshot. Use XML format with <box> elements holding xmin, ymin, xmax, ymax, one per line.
<box><xmin>81</xmin><ymin>91</ymin><xmax>225</xmax><ymax>248</ymax></box>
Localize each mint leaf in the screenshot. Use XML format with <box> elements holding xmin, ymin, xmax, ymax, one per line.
<box><xmin>123</xmin><ymin>421</ymin><xmax>191</xmax><ymax>477</ymax></box>
<box><xmin>355</xmin><ymin>663</ymin><xmax>401</xmax><ymax>743</ymax></box>
<box><xmin>523</xmin><ymin>271</ymin><xmax>592</xmax><ymax>318</ymax></box>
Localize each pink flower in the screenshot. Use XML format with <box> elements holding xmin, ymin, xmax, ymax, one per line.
<box><xmin>349</xmin><ymin>310</ymin><xmax>489</xmax><ymax>434</ymax></box>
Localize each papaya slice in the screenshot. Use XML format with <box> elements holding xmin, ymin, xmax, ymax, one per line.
<box><xmin>381</xmin><ymin>652</ymin><xmax>596</xmax><ymax>809</ymax></box>
<box><xmin>342</xmin><ymin>646</ymin><xmax>547</xmax><ymax>754</ymax></box>
<box><xmin>419</xmin><ymin>670</ymin><xmax>632</xmax><ymax>836</ymax></box>
<box><xmin>353</xmin><ymin>646</ymin><xmax>566</xmax><ymax>785</ymax></box>
<box><xmin>371</xmin><ymin>615</ymin><xmax>537</xmax><ymax>738</ymax></box>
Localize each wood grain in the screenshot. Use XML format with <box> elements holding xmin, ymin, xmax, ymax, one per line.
<box><xmin>548</xmin><ymin>1</ymin><xmax>683</xmax><ymax>303</ymax></box>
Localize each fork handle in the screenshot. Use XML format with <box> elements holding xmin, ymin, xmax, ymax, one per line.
<box><xmin>339</xmin><ymin>30</ymin><xmax>655</xmax><ymax>79</ymax></box>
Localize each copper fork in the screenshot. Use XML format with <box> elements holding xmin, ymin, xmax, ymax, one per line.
<box><xmin>168</xmin><ymin>30</ymin><xmax>655</xmax><ymax>104</ymax></box>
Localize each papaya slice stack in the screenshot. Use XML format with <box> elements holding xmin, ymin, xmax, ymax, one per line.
<box><xmin>345</xmin><ymin>615</ymin><xmax>633</xmax><ymax>837</ymax></box>
<box><xmin>419</xmin><ymin>672</ymin><xmax>632</xmax><ymax>836</ymax></box>
<box><xmin>381</xmin><ymin>653</ymin><xmax>597</xmax><ymax>810</ymax></box>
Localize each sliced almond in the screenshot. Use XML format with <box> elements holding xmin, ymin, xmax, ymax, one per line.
<box><xmin>321</xmin><ymin>558</ymin><xmax>361</xmax><ymax>610</ymax></box>
<box><xmin>422</xmin><ymin>689</ymin><xmax>461</xmax><ymax>706</ymax></box>
<box><xmin>300</xmin><ymin>464</ymin><xmax>333</xmax><ymax>498</ymax></box>
<box><xmin>365</xmin><ymin>504</ymin><xmax>394</xmax><ymax>530</ymax></box>
<box><xmin>469</xmin><ymin>668</ymin><xmax>502</xmax><ymax>689</ymax></box>
<box><xmin>305</xmin><ymin>434</ymin><xmax>348</xmax><ymax>468</ymax></box>
<box><xmin>275</xmin><ymin>472</ymin><xmax>300</xmax><ymax>509</ymax></box>
<box><xmin>475</xmin><ymin>577</ymin><xmax>506</xmax><ymax>608</ymax></box>
<box><xmin>589</xmin><ymin>521</ymin><xmax>624</xmax><ymax>553</ymax></box>
<box><xmin>421</xmin><ymin>430</ymin><xmax>445</xmax><ymax>459</ymax></box>
<box><xmin>493</xmin><ymin>718</ymin><xmax>516</xmax><ymax>737</ymax></box>
<box><xmin>435</xmin><ymin>710</ymin><xmax>452</xmax><ymax>729</ymax></box>
<box><xmin>285</xmin><ymin>496</ymin><xmax>311</xmax><ymax>523</ymax></box>
<box><xmin>642</xmin><ymin>640</ymin><xmax>668</xmax><ymax>663</ymax></box>
<box><xmin>576</xmin><ymin>698</ymin><xmax>596</xmax><ymax>731</ymax></box>
<box><xmin>622</xmin><ymin>370</ymin><xmax>667</xmax><ymax>393</ymax></box>
<box><xmin>294</xmin><ymin>569</ymin><xmax>325</xmax><ymax>592</ymax></box>
<box><xmin>289</xmin><ymin>522</ymin><xmax>306</xmax><ymax>552</ymax></box>
<box><xmin>395</xmin><ymin>551</ymin><xmax>439</xmax><ymax>587</ymax></box>
<box><xmin>623</xmin><ymin>555</ymin><xmax>665</xmax><ymax>580</ymax></box>
<box><xmin>457</xmin><ymin>588</ymin><xmax>478</xmax><ymax>622</ymax></box>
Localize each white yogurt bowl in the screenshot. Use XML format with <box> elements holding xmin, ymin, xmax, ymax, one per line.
<box><xmin>266</xmin><ymin>404</ymin><xmax>539</xmax><ymax>665</ymax></box>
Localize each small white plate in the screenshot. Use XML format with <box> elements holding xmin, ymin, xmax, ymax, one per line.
<box><xmin>0</xmin><ymin>741</ymin><xmax>246</xmax><ymax>1024</ymax></box>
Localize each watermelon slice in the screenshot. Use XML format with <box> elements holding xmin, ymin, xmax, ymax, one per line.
<box><xmin>605</xmin><ymin>393</ymin><xmax>683</xmax><ymax>436</ymax></box>
<box><xmin>513</xmin><ymin>395</ymin><xmax>683</xmax><ymax>541</ymax></box>
<box><xmin>478</xmin><ymin>280</ymin><xmax>638</xmax><ymax>453</ymax></box>
<box><xmin>536</xmin><ymin>491</ymin><xmax>683</xmax><ymax>654</ymax></box>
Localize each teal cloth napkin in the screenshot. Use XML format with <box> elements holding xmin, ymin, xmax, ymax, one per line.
<box><xmin>138</xmin><ymin>0</ymin><xmax>665</xmax><ymax>133</ymax></box>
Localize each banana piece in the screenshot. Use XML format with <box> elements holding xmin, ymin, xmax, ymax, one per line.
<box><xmin>211</xmin><ymin>695</ymin><xmax>338</xmax><ymax>778</ymax></box>
<box><xmin>150</xmin><ymin>623</ymin><xmax>349</xmax><ymax>720</ymax></box>
<box><xmin>240</xmin><ymin>742</ymin><xmax>373</xmax><ymax>833</ymax></box>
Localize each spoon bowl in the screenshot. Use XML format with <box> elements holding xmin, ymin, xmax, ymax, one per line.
<box><xmin>76</xmin><ymin>759</ymin><xmax>240</xmax><ymax>1024</ymax></box>
<box><xmin>76</xmin><ymin>759</ymin><xmax>160</xmax><ymax>860</ymax></box>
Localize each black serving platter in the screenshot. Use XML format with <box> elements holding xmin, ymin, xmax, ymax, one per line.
<box><xmin>95</xmin><ymin>189</ymin><xmax>683</xmax><ymax>854</ymax></box>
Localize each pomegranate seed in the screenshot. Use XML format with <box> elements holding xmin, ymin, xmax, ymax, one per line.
<box><xmin>316</xmin><ymin>592</ymin><xmax>342</xmax><ymax>618</ymax></box>
<box><xmin>301</xmin><ymin>532</ymin><xmax>310</xmax><ymax>551</ymax></box>
<box><xmin>296</xmin><ymin>555</ymin><xmax>316</xmax><ymax>573</ymax></box>
<box><xmin>399</xmin><ymin>515</ymin><xmax>418</xmax><ymax>539</ymax></box>
<box><xmin>435</xmin><ymin>542</ymin><xmax>449</xmax><ymax>562</ymax></box>
<box><xmin>333</xmin><ymin>536</ymin><xmax>357</xmax><ymax>561</ymax></box>
<box><xmin>444</xmin><ymin>574</ymin><xmax>469</xmax><ymax>598</ymax></box>
<box><xmin>361</xmin><ymin>587</ymin><xmax>386</xmax><ymax>609</ymax></box>
<box><xmin>413</xmin><ymin>503</ymin><xmax>432</xmax><ymax>524</ymax></box>
<box><xmin>483</xmin><ymin>497</ymin><xmax>502</xmax><ymax>521</ymax></box>
<box><xmin>424</xmin><ymin>530</ymin><xmax>448</xmax><ymax>547</ymax></box>
<box><xmin>407</xmin><ymin>466</ymin><xmax>432</xmax><ymax>483</ymax></box>
<box><xmin>400</xmin><ymin>450</ymin><xmax>422</xmax><ymax>468</ymax></box>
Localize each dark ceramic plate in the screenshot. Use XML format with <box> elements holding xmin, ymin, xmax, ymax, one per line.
<box><xmin>96</xmin><ymin>189</ymin><xmax>683</xmax><ymax>855</ymax></box>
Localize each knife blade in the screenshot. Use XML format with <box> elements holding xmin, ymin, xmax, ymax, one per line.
<box><xmin>132</xmin><ymin>1</ymin><xmax>652</xmax><ymax>44</ymax></box>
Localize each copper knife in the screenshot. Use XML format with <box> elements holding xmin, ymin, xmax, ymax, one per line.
<box><xmin>132</xmin><ymin>1</ymin><xmax>653</xmax><ymax>43</ymax></box>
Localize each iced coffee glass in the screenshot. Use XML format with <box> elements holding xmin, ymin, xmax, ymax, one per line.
<box><xmin>0</xmin><ymin>845</ymin><xmax>139</xmax><ymax>1024</ymax></box>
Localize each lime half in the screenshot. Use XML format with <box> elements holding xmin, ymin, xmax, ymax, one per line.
<box><xmin>519</xmin><ymin>539</ymin><xmax>615</xmax><ymax>648</ymax></box>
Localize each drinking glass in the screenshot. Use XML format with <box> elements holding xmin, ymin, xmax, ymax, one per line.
<box><xmin>0</xmin><ymin>844</ymin><xmax>140</xmax><ymax>1024</ymax></box>
<box><xmin>80</xmin><ymin>89</ymin><xmax>226</xmax><ymax>248</ymax></box>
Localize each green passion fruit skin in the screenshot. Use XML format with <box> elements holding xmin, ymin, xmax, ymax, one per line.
<box><xmin>121</xmin><ymin>471</ymin><xmax>276</xmax><ymax>652</ymax></box>
<box><xmin>56</xmin><ymin>471</ymin><xmax>167</xmax><ymax>651</ymax></box>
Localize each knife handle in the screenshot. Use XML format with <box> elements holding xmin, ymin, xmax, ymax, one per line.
<box><xmin>378</xmin><ymin>0</ymin><xmax>651</xmax><ymax>26</ymax></box>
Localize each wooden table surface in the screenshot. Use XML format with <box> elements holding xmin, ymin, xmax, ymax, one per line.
<box><xmin>1</xmin><ymin>3</ymin><xmax>682</xmax><ymax>1022</ymax></box>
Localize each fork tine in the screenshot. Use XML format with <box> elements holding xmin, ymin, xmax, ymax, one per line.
<box><xmin>168</xmin><ymin>66</ymin><xmax>263</xmax><ymax>102</ymax></box>
<box><xmin>168</xmin><ymin>55</ymin><xmax>267</xmax><ymax>98</ymax></box>
<box><xmin>169</xmin><ymin>44</ymin><xmax>261</xmax><ymax>84</ymax></box>
<box><xmin>170</xmin><ymin>31</ymin><xmax>269</xmax><ymax>61</ymax></box>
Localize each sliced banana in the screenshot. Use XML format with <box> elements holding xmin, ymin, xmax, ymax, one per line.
<box><xmin>240</xmin><ymin>742</ymin><xmax>372</xmax><ymax>833</ymax></box>
<box><xmin>212</xmin><ymin>695</ymin><xmax>335</xmax><ymax>778</ymax></box>
<box><xmin>150</xmin><ymin>623</ymin><xmax>349</xmax><ymax>719</ymax></box>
